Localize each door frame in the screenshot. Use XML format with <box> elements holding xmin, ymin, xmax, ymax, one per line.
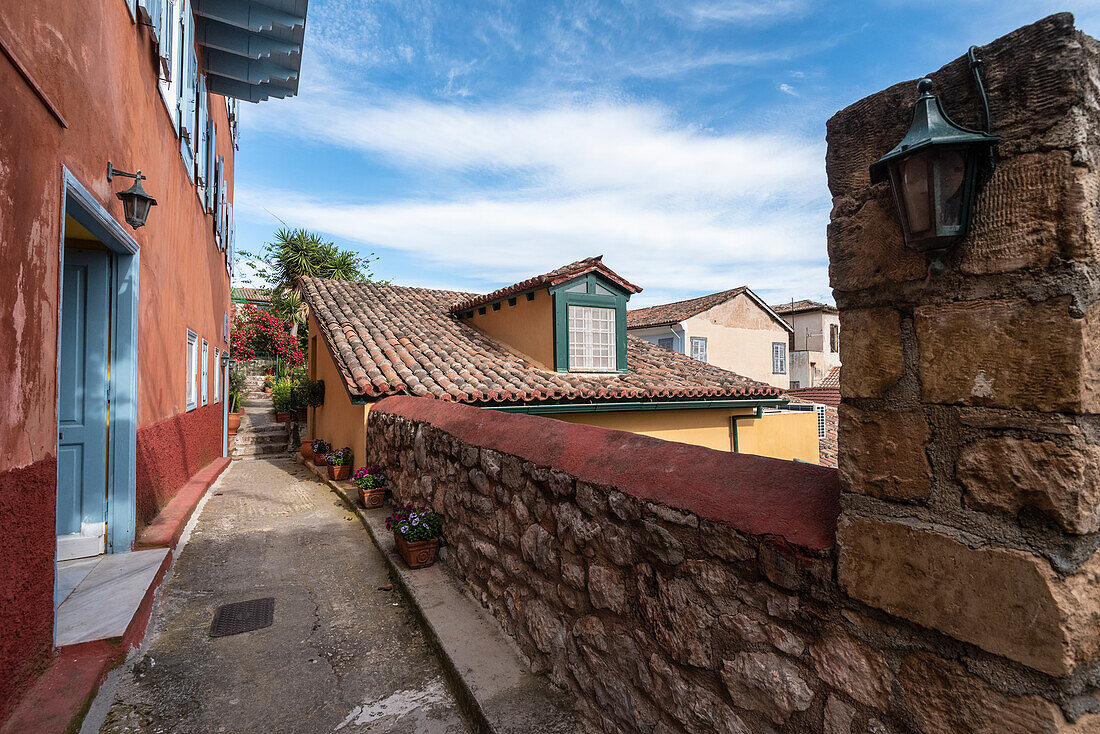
<box><xmin>59</xmin><ymin>168</ymin><xmax>140</xmax><ymax>554</ymax></box>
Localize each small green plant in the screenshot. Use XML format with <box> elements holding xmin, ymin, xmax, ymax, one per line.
<box><xmin>272</xmin><ymin>380</ymin><xmax>294</xmax><ymax>412</ymax></box>
<box><xmin>288</xmin><ymin>364</ymin><xmax>309</xmax><ymax>385</ymax></box>
<box><xmin>326</xmin><ymin>447</ymin><xmax>353</xmax><ymax>466</ymax></box>
<box><xmin>386</xmin><ymin>505</ymin><xmax>442</xmax><ymax>542</ymax></box>
<box><xmin>353</xmin><ymin>465</ymin><xmax>386</xmax><ymax>490</ymax></box>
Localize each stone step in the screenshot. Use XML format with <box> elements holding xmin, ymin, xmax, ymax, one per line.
<box><xmin>230</xmin><ymin>442</ymin><xmax>290</xmax><ymax>458</ymax></box>
<box><xmin>232</xmin><ymin>432</ymin><xmax>288</xmax><ymax>447</ymax></box>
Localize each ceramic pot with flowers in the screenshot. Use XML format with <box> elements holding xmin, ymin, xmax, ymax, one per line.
<box><xmin>326</xmin><ymin>447</ymin><xmax>353</xmax><ymax>481</ymax></box>
<box><xmin>353</xmin><ymin>465</ymin><xmax>387</xmax><ymax>508</ymax></box>
<box><xmin>386</xmin><ymin>505</ymin><xmax>443</xmax><ymax>569</ymax></box>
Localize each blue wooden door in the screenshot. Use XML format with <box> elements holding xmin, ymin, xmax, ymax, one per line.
<box><xmin>57</xmin><ymin>250</ymin><xmax>110</xmax><ymax>539</ymax></box>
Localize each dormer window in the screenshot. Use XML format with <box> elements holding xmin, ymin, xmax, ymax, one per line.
<box><xmin>551</xmin><ymin>271</ymin><xmax>630</xmax><ymax>373</ymax></box>
<box><xmin>568</xmin><ymin>305</ymin><xmax>616</xmax><ymax>371</ymax></box>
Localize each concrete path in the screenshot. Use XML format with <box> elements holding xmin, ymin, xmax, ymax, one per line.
<box><xmin>94</xmin><ymin>457</ymin><xmax>470</xmax><ymax>734</ymax></box>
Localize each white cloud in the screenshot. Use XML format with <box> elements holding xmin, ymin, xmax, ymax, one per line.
<box><xmin>779</xmin><ymin>83</ymin><xmax>798</xmax><ymax>96</ymax></box>
<box><xmin>677</xmin><ymin>1</ymin><xmax>812</xmax><ymax>26</ymax></box>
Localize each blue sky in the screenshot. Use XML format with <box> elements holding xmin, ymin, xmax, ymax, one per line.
<box><xmin>233</xmin><ymin>1</ymin><xmax>1100</xmax><ymax>308</ymax></box>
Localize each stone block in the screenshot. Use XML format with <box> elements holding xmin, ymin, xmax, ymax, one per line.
<box><xmin>838</xmin><ymin>515</ymin><xmax>1100</xmax><ymax>676</ymax></box>
<box><xmin>827</xmin><ymin>190</ymin><xmax>927</xmax><ymax>292</ymax></box>
<box><xmin>720</xmin><ymin>652</ymin><xmax>814</xmax><ymax>725</ymax></box>
<box><xmin>588</xmin><ymin>564</ymin><xmax>626</xmax><ymax>614</ymax></box>
<box><xmin>838</xmin><ymin>405</ymin><xmax>930</xmax><ymax>501</ymax></box>
<box><xmin>915</xmin><ymin>297</ymin><xmax>1099</xmax><ymax>413</ymax></box>
<box><xmin>899</xmin><ymin>651</ymin><xmax>1085</xmax><ymax>734</ymax></box>
<box><xmin>957</xmin><ymin>437</ymin><xmax>1100</xmax><ymax>534</ymax></box>
<box><xmin>838</xmin><ymin>307</ymin><xmax>904</xmax><ymax>397</ymax></box>
<box><xmin>809</xmin><ymin>627</ymin><xmax>892</xmax><ymax>710</ymax></box>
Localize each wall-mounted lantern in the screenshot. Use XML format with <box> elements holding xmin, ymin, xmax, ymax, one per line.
<box><xmin>221</xmin><ymin>353</ymin><xmax>235</xmax><ymax>370</ymax></box>
<box><xmin>870</xmin><ymin>47</ymin><xmax>999</xmax><ymax>274</ymax></box>
<box><xmin>107</xmin><ymin>162</ymin><xmax>158</xmax><ymax>229</ymax></box>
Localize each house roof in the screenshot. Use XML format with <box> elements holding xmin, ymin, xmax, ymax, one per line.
<box><xmin>770</xmin><ymin>299</ymin><xmax>838</xmax><ymax>316</ymax></box>
<box><xmin>231</xmin><ymin>287</ymin><xmax>272</xmax><ymax>303</ymax></box>
<box><xmin>300</xmin><ymin>276</ymin><xmax>781</xmax><ymax>406</ymax></box>
<box><xmin>449</xmin><ymin>256</ymin><xmax>642</xmax><ymax>314</ymax></box>
<box><xmin>784</xmin><ymin>386</ymin><xmax>841</xmax><ymax>408</ymax></box>
<box><xmin>818</xmin><ymin>365</ymin><xmax>841</xmax><ymax>388</ymax></box>
<box><xmin>626</xmin><ymin>287</ymin><xmax>793</xmax><ymax>332</ymax></box>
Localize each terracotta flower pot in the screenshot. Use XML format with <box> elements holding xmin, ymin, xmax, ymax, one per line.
<box><xmin>328</xmin><ymin>465</ymin><xmax>350</xmax><ymax>481</ymax></box>
<box><xmin>301</xmin><ymin>442</ymin><xmax>313</xmax><ymax>461</ymax></box>
<box><xmin>358</xmin><ymin>486</ymin><xmax>385</xmax><ymax>509</ymax></box>
<box><xmin>275</xmin><ymin>411</ymin><xmax>290</xmax><ymax>423</ymax></box>
<box><xmin>263</xmin><ymin>386</ymin><xmax>272</xmax><ymax>394</ymax></box>
<box><xmin>227</xmin><ymin>412</ymin><xmax>241</xmax><ymax>435</ymax></box>
<box><xmin>394</xmin><ymin>534</ymin><xmax>439</xmax><ymax>569</ymax></box>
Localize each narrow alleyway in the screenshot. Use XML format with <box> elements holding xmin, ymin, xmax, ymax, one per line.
<box><xmin>92</xmin><ymin>454</ymin><xmax>470</xmax><ymax>733</ymax></box>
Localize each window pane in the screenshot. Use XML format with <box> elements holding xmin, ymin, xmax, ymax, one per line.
<box><xmin>568</xmin><ymin>305</ymin><xmax>616</xmax><ymax>371</ymax></box>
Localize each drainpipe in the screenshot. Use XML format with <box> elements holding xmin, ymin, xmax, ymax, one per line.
<box><xmin>729</xmin><ymin>405</ymin><xmax>764</xmax><ymax>453</ymax></box>
<box><xmin>222</xmin><ymin>359</ymin><xmax>229</xmax><ymax>458</ymax></box>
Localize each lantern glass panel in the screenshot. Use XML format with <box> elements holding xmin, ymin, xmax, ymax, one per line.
<box><xmin>900</xmin><ymin>152</ymin><xmax>932</xmax><ymax>236</ymax></box>
<box><xmin>934</xmin><ymin>146</ymin><xmax>967</xmax><ymax>234</ymax></box>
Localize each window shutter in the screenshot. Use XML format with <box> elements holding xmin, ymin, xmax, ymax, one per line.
<box><xmin>213</xmin><ymin>155</ymin><xmax>223</xmax><ymax>246</ymax></box>
<box><xmin>178</xmin><ymin>3</ymin><xmax>197</xmax><ymax>176</ymax></box>
<box><xmin>153</xmin><ymin>0</ymin><xmax>172</xmax><ymax>80</ymax></box>
<box><xmin>205</xmin><ymin>119</ymin><xmax>217</xmax><ymax>212</ymax></box>
<box><xmin>196</xmin><ymin>74</ymin><xmax>208</xmax><ymax>192</ymax></box>
<box><xmin>201</xmin><ymin>341</ymin><xmax>208</xmax><ymax>406</ymax></box>
<box><xmin>225</xmin><ymin>202</ymin><xmax>235</xmax><ymax>277</ymax></box>
<box><xmin>691</xmin><ymin>337</ymin><xmax>707</xmax><ymax>362</ymax></box>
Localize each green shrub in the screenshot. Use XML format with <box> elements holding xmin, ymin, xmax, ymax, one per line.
<box><xmin>272</xmin><ymin>381</ymin><xmax>294</xmax><ymax>412</ymax></box>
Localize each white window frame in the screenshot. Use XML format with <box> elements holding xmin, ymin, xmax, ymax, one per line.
<box><xmin>212</xmin><ymin>348</ymin><xmax>220</xmax><ymax>403</ymax></box>
<box><xmin>772</xmin><ymin>342</ymin><xmax>787</xmax><ymax>374</ymax></box>
<box><xmin>830</xmin><ymin>323</ymin><xmax>839</xmax><ymax>353</ymax></box>
<box><xmin>186</xmin><ymin>330</ymin><xmax>198</xmax><ymax>411</ymax></box>
<box><xmin>568</xmin><ymin>305</ymin><xmax>616</xmax><ymax>372</ymax></box>
<box><xmin>157</xmin><ymin>0</ymin><xmax>181</xmax><ymax>127</ymax></box>
<box><xmin>224</xmin><ymin>311</ymin><xmax>230</xmax><ymax>343</ymax></box>
<box><xmin>201</xmin><ymin>339</ymin><xmax>209</xmax><ymax>406</ymax></box>
<box><xmin>690</xmin><ymin>336</ymin><xmax>708</xmax><ymax>363</ymax></box>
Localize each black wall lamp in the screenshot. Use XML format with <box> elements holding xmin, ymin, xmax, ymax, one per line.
<box><xmin>870</xmin><ymin>46</ymin><xmax>1000</xmax><ymax>275</ymax></box>
<box><xmin>107</xmin><ymin>162</ymin><xmax>158</xmax><ymax>229</ymax></box>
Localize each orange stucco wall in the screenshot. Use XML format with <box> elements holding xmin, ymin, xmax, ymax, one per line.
<box><xmin>0</xmin><ymin>1</ymin><xmax>233</xmax><ymax>714</ymax></box>
<box><xmin>307</xmin><ymin>313</ymin><xmax>370</xmax><ymax>462</ymax></box>
<box><xmin>459</xmin><ymin>289</ymin><xmax>555</xmax><ymax>368</ymax></box>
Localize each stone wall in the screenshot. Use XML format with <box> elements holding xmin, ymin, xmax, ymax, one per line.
<box><xmin>827</xmin><ymin>10</ymin><xmax>1100</xmax><ymax>730</ymax></box>
<box><xmin>366</xmin><ymin>395</ymin><xmax>1091</xmax><ymax>733</ymax></box>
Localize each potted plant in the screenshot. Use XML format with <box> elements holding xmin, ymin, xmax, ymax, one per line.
<box><xmin>227</xmin><ymin>388</ymin><xmax>242</xmax><ymax>435</ymax></box>
<box><xmin>262</xmin><ymin>374</ymin><xmax>274</xmax><ymax>394</ymax></box>
<box><xmin>326</xmin><ymin>447</ymin><xmax>353</xmax><ymax>480</ymax></box>
<box><xmin>353</xmin><ymin>465</ymin><xmax>387</xmax><ymax>508</ymax></box>
<box><xmin>272</xmin><ymin>380</ymin><xmax>293</xmax><ymax>422</ymax></box>
<box><xmin>310</xmin><ymin>439</ymin><xmax>330</xmax><ymax>465</ymax></box>
<box><xmin>386</xmin><ymin>505</ymin><xmax>443</xmax><ymax>569</ymax></box>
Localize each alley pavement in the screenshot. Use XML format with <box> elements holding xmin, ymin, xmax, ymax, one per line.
<box><xmin>94</xmin><ymin>456</ymin><xmax>470</xmax><ymax>733</ymax></box>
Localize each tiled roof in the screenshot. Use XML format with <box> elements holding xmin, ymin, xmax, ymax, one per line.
<box><xmin>818</xmin><ymin>365</ymin><xmax>841</xmax><ymax>388</ymax></box>
<box><xmin>784</xmin><ymin>386</ymin><xmax>841</xmax><ymax>408</ymax></box>
<box><xmin>626</xmin><ymin>287</ymin><xmax>748</xmax><ymax>329</ymax></box>
<box><xmin>449</xmin><ymin>256</ymin><xmax>642</xmax><ymax>314</ymax></box>
<box><xmin>231</xmin><ymin>287</ymin><xmax>272</xmax><ymax>303</ymax></box>
<box><xmin>300</xmin><ymin>276</ymin><xmax>780</xmax><ymax>406</ymax></box>
<box><xmin>770</xmin><ymin>299</ymin><xmax>838</xmax><ymax>315</ymax></box>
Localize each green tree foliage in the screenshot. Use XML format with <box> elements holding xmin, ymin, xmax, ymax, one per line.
<box><xmin>241</xmin><ymin>228</ymin><xmax>380</xmax><ymax>290</ymax></box>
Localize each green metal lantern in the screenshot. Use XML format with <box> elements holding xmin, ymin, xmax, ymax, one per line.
<box><xmin>870</xmin><ymin>49</ymin><xmax>999</xmax><ymax>267</ymax></box>
<box><xmin>107</xmin><ymin>162</ymin><xmax>158</xmax><ymax>229</ymax></box>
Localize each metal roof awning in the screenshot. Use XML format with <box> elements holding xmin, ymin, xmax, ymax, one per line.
<box><xmin>194</xmin><ymin>0</ymin><xmax>308</xmax><ymax>103</ymax></box>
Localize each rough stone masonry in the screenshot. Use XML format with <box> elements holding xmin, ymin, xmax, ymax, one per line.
<box><xmin>828</xmin><ymin>9</ymin><xmax>1100</xmax><ymax>728</ymax></box>
<box><xmin>360</xmin><ymin>12</ymin><xmax>1100</xmax><ymax>734</ymax></box>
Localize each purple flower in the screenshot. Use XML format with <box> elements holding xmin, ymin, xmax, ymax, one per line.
<box><xmin>410</xmin><ymin>515</ymin><xmax>420</xmax><ymax>526</ymax></box>
<box><xmin>400</xmin><ymin>525</ymin><xmax>408</xmax><ymax>534</ymax></box>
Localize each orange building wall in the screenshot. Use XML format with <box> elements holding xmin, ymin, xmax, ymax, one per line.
<box><xmin>459</xmin><ymin>289</ymin><xmax>555</xmax><ymax>368</ymax></box>
<box><xmin>0</xmin><ymin>1</ymin><xmax>233</xmax><ymax>715</ymax></box>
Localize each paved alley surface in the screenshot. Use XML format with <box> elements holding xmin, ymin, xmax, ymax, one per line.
<box><xmin>96</xmin><ymin>457</ymin><xmax>470</xmax><ymax>734</ymax></box>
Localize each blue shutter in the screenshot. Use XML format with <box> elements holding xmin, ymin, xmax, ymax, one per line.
<box><xmin>226</xmin><ymin>201</ymin><xmax>235</xmax><ymax>277</ymax></box>
<box><xmin>205</xmin><ymin>118</ymin><xmax>217</xmax><ymax>212</ymax></box>
<box><xmin>213</xmin><ymin>155</ymin><xmax>224</xmax><ymax>247</ymax></box>
<box><xmin>196</xmin><ymin>75</ymin><xmax>208</xmax><ymax>193</ymax></box>
<box><xmin>178</xmin><ymin>0</ymin><xmax>196</xmax><ymax>176</ymax></box>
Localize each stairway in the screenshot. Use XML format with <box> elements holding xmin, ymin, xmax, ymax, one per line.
<box><xmin>230</xmin><ymin>381</ymin><xmax>290</xmax><ymax>460</ymax></box>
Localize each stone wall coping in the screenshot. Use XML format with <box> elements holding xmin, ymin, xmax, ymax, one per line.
<box><xmin>371</xmin><ymin>396</ymin><xmax>841</xmax><ymax>552</ymax></box>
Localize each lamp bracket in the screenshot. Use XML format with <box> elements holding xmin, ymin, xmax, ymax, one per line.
<box><xmin>967</xmin><ymin>46</ymin><xmax>996</xmax><ymax>179</ymax></box>
<box><xmin>107</xmin><ymin>162</ymin><xmax>147</xmax><ymax>182</ymax></box>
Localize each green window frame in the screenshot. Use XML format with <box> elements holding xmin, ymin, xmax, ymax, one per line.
<box><xmin>550</xmin><ymin>272</ymin><xmax>629</xmax><ymax>373</ymax></box>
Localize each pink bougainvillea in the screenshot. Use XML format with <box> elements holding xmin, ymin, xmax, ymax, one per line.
<box><xmin>230</xmin><ymin>304</ymin><xmax>305</xmax><ymax>366</ymax></box>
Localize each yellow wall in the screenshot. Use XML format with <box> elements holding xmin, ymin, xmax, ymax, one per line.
<box><xmin>681</xmin><ymin>293</ymin><xmax>792</xmax><ymax>389</ymax></box>
<box><xmin>460</xmin><ymin>289</ymin><xmax>555</xmax><ymax>368</ymax></box>
<box><xmin>553</xmin><ymin>408</ymin><xmax>752</xmax><ymax>452</ymax></box>
<box><xmin>554</xmin><ymin>406</ymin><xmax>818</xmax><ymax>462</ymax></box>
<box><xmin>307</xmin><ymin>313</ymin><xmax>370</xmax><ymax>463</ymax></box>
<box><xmin>735</xmin><ymin>411</ymin><xmax>819</xmax><ymax>463</ymax></box>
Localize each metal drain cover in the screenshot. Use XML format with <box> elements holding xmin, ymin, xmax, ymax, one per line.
<box><xmin>210</xmin><ymin>597</ymin><xmax>275</xmax><ymax>637</ymax></box>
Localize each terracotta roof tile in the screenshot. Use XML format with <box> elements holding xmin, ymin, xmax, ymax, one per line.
<box><xmin>301</xmin><ymin>277</ymin><xmax>780</xmax><ymax>406</ymax></box>
<box><xmin>818</xmin><ymin>365</ymin><xmax>841</xmax><ymax>388</ymax></box>
<box><xmin>231</xmin><ymin>287</ymin><xmax>272</xmax><ymax>303</ymax></box>
<box><xmin>770</xmin><ymin>299</ymin><xmax>838</xmax><ymax>315</ymax></box>
<box><xmin>626</xmin><ymin>287</ymin><xmax>749</xmax><ymax>329</ymax></box>
<box><xmin>784</xmin><ymin>386</ymin><xmax>840</xmax><ymax>407</ymax></box>
<box><xmin>449</xmin><ymin>256</ymin><xmax>642</xmax><ymax>314</ymax></box>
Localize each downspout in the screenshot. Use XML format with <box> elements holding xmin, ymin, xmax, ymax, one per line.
<box><xmin>729</xmin><ymin>405</ymin><xmax>764</xmax><ymax>453</ymax></box>
<box><xmin>222</xmin><ymin>359</ymin><xmax>229</xmax><ymax>458</ymax></box>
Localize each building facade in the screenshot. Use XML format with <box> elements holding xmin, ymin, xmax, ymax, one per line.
<box><xmin>770</xmin><ymin>299</ymin><xmax>841</xmax><ymax>388</ymax></box>
<box><xmin>627</xmin><ymin>287</ymin><xmax>794</xmax><ymax>389</ymax></box>
<box><xmin>302</xmin><ymin>259</ymin><xmax>818</xmax><ymax>463</ymax></box>
<box><xmin>0</xmin><ymin>0</ymin><xmax>306</xmax><ymax>718</ymax></box>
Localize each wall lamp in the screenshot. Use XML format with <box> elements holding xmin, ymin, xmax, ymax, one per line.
<box><xmin>870</xmin><ymin>46</ymin><xmax>1000</xmax><ymax>275</ymax></box>
<box><xmin>107</xmin><ymin>162</ymin><xmax>158</xmax><ymax>229</ymax></box>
